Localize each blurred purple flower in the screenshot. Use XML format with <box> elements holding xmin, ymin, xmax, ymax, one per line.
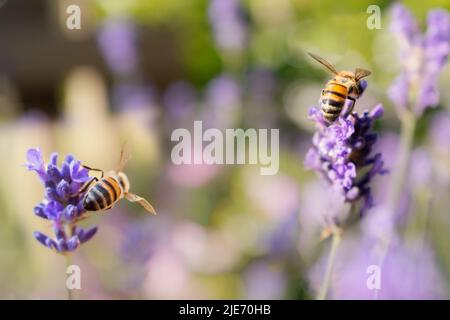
<box><xmin>26</xmin><ymin>148</ymin><xmax>97</xmax><ymax>254</ymax></box>
<box><xmin>264</xmin><ymin>212</ymin><xmax>298</xmax><ymax>258</ymax></box>
<box><xmin>206</xmin><ymin>74</ymin><xmax>241</xmax><ymax>110</ymax></box>
<box><xmin>305</xmin><ymin>104</ymin><xmax>387</xmax><ymax>216</ymax></box>
<box><xmin>410</xmin><ymin>148</ymin><xmax>433</xmax><ymax>190</ymax></box>
<box><xmin>430</xmin><ymin>112</ymin><xmax>450</xmax><ymax>185</ymax></box>
<box><xmin>163</xmin><ymin>81</ymin><xmax>198</xmax><ymax>126</ymax></box>
<box><xmin>97</xmin><ymin>18</ymin><xmax>139</xmax><ymax>76</ymax></box>
<box><xmin>208</xmin><ymin>0</ymin><xmax>248</xmax><ymax>53</ymax></box>
<box><xmin>388</xmin><ymin>4</ymin><xmax>450</xmax><ymax>116</ymax></box>
<box><xmin>113</xmin><ymin>82</ymin><xmax>156</xmax><ymax>111</ymax></box>
<box><xmin>309</xmin><ymin>236</ymin><xmax>446</xmax><ymax>299</ymax></box>
<box><xmin>243</xmin><ymin>261</ymin><xmax>286</xmax><ymax>299</ymax></box>
<box><xmin>121</xmin><ymin>220</ymin><xmax>157</xmax><ymax>264</ymax></box>
<box><xmin>246</xmin><ymin>69</ymin><xmax>278</xmax><ymax>127</ymax></box>
<box><xmin>204</xmin><ymin>74</ymin><xmax>241</xmax><ymax>129</ymax></box>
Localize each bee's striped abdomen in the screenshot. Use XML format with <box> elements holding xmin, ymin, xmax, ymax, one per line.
<box><xmin>83</xmin><ymin>177</ymin><xmax>122</xmax><ymax>211</ymax></box>
<box><xmin>320</xmin><ymin>81</ymin><xmax>348</xmax><ymax>123</ymax></box>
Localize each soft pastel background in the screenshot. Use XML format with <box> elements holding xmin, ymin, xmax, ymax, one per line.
<box><xmin>0</xmin><ymin>0</ymin><xmax>449</xmax><ymax>299</ymax></box>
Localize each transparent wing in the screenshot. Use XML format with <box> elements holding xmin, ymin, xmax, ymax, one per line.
<box><xmin>307</xmin><ymin>52</ymin><xmax>339</xmax><ymax>75</ymax></box>
<box><xmin>116</xmin><ymin>142</ymin><xmax>132</xmax><ymax>172</ymax></box>
<box><xmin>354</xmin><ymin>68</ymin><xmax>371</xmax><ymax>81</ymax></box>
<box><xmin>125</xmin><ymin>192</ymin><xmax>157</xmax><ymax>215</ymax></box>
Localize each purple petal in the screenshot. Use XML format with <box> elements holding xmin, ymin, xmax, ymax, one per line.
<box><xmin>67</xmin><ymin>235</ymin><xmax>80</xmax><ymax>251</ymax></box>
<box><xmin>34</xmin><ymin>203</ymin><xmax>48</xmax><ymax>219</ymax></box>
<box><xmin>33</xmin><ymin>231</ymin><xmax>50</xmax><ymax>247</ymax></box>
<box><xmin>45</xmin><ymin>186</ymin><xmax>59</xmax><ymax>202</ymax></box>
<box><xmin>49</xmin><ymin>152</ymin><xmax>59</xmax><ymax>166</ymax></box>
<box><xmin>70</xmin><ymin>161</ymin><xmax>91</xmax><ymax>183</ymax></box>
<box><xmin>358</xmin><ymin>79</ymin><xmax>368</xmax><ymax>95</ymax></box>
<box><xmin>388</xmin><ymin>74</ymin><xmax>409</xmax><ymax>112</ymax></box>
<box><xmin>64</xmin><ymin>205</ymin><xmax>78</xmax><ymax>222</ymax></box>
<box><xmin>25</xmin><ymin>148</ymin><xmax>47</xmax><ymax>181</ymax></box>
<box><xmin>53</xmin><ymin>225</ymin><xmax>66</xmax><ymax>241</ymax></box>
<box><xmin>390</xmin><ymin>3</ymin><xmax>419</xmax><ymax>41</ymax></box>
<box><xmin>79</xmin><ymin>226</ymin><xmax>98</xmax><ymax>244</ymax></box>
<box><xmin>44</xmin><ymin>201</ymin><xmax>64</xmax><ymax>220</ymax></box>
<box><xmin>56</xmin><ymin>180</ymin><xmax>70</xmax><ymax>200</ymax></box>
<box><xmin>369</xmin><ymin>104</ymin><xmax>384</xmax><ymax>119</ymax></box>
<box><xmin>346</xmin><ymin>187</ymin><xmax>360</xmax><ymax>200</ymax></box>
<box><xmin>55</xmin><ymin>239</ymin><xmax>67</xmax><ymax>253</ymax></box>
<box><xmin>46</xmin><ymin>164</ymin><xmax>62</xmax><ymax>183</ymax></box>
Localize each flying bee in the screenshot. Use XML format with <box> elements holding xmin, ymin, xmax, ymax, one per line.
<box><xmin>80</xmin><ymin>145</ymin><xmax>156</xmax><ymax>215</ymax></box>
<box><xmin>308</xmin><ymin>52</ymin><xmax>371</xmax><ymax>124</ymax></box>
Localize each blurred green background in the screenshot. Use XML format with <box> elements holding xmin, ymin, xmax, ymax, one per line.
<box><xmin>0</xmin><ymin>0</ymin><xmax>450</xmax><ymax>299</ymax></box>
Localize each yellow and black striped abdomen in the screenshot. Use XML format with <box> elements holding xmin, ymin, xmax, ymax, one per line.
<box><xmin>83</xmin><ymin>176</ymin><xmax>122</xmax><ymax>211</ymax></box>
<box><xmin>320</xmin><ymin>81</ymin><xmax>348</xmax><ymax>123</ymax></box>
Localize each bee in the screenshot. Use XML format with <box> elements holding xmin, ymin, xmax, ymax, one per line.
<box><xmin>80</xmin><ymin>145</ymin><xmax>156</xmax><ymax>215</ymax></box>
<box><xmin>308</xmin><ymin>52</ymin><xmax>371</xmax><ymax>124</ymax></box>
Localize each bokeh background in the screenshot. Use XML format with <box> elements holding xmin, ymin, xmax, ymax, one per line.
<box><xmin>0</xmin><ymin>0</ymin><xmax>450</xmax><ymax>299</ymax></box>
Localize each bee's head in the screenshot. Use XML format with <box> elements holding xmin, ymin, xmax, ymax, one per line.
<box><xmin>117</xmin><ymin>171</ymin><xmax>130</xmax><ymax>193</ymax></box>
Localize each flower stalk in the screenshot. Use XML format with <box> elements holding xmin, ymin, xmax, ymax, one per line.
<box><xmin>317</xmin><ymin>229</ymin><xmax>342</xmax><ymax>300</ymax></box>
<box><xmin>387</xmin><ymin>110</ymin><xmax>416</xmax><ymax>210</ymax></box>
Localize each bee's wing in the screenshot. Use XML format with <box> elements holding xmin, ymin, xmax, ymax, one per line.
<box><xmin>125</xmin><ymin>192</ymin><xmax>157</xmax><ymax>215</ymax></box>
<box><xmin>354</xmin><ymin>68</ymin><xmax>371</xmax><ymax>81</ymax></box>
<box><xmin>116</xmin><ymin>142</ymin><xmax>132</xmax><ymax>172</ymax></box>
<box><xmin>307</xmin><ymin>52</ymin><xmax>339</xmax><ymax>75</ymax></box>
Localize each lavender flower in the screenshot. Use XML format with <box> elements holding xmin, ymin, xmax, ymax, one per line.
<box><xmin>163</xmin><ymin>81</ymin><xmax>198</xmax><ymax>125</ymax></box>
<box><xmin>112</xmin><ymin>82</ymin><xmax>156</xmax><ymax>111</ymax></box>
<box><xmin>309</xmin><ymin>236</ymin><xmax>447</xmax><ymax>299</ymax></box>
<box><xmin>305</xmin><ymin>104</ymin><xmax>386</xmax><ymax>216</ymax></box>
<box><xmin>243</xmin><ymin>261</ymin><xmax>286</xmax><ymax>299</ymax></box>
<box><xmin>208</xmin><ymin>0</ymin><xmax>248</xmax><ymax>54</ymax></box>
<box><xmin>26</xmin><ymin>148</ymin><xmax>97</xmax><ymax>254</ymax></box>
<box><xmin>204</xmin><ymin>74</ymin><xmax>241</xmax><ymax>129</ymax></box>
<box><xmin>97</xmin><ymin>18</ymin><xmax>139</xmax><ymax>76</ymax></box>
<box><xmin>388</xmin><ymin>4</ymin><xmax>450</xmax><ymax>116</ymax></box>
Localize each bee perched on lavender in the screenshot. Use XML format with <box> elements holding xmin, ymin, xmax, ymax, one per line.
<box><xmin>26</xmin><ymin>146</ymin><xmax>156</xmax><ymax>255</ymax></box>
<box><xmin>305</xmin><ymin>91</ymin><xmax>386</xmax><ymax>220</ymax></box>
<box><xmin>26</xmin><ymin>148</ymin><xmax>98</xmax><ymax>254</ymax></box>
<box><xmin>308</xmin><ymin>52</ymin><xmax>371</xmax><ymax>124</ymax></box>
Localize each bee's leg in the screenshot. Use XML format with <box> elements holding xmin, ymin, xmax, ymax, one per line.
<box><xmin>82</xmin><ymin>165</ymin><xmax>104</xmax><ymax>178</ymax></box>
<box><xmin>78</xmin><ymin>177</ymin><xmax>98</xmax><ymax>195</ymax></box>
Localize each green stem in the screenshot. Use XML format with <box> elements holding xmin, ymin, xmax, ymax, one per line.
<box><xmin>317</xmin><ymin>232</ymin><xmax>342</xmax><ymax>300</ymax></box>
<box><xmin>374</xmin><ymin>111</ymin><xmax>417</xmax><ymax>299</ymax></box>
<box><xmin>387</xmin><ymin>111</ymin><xmax>416</xmax><ymax>210</ymax></box>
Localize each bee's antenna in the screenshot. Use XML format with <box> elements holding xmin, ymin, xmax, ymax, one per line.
<box><xmin>117</xmin><ymin>142</ymin><xmax>131</xmax><ymax>172</ymax></box>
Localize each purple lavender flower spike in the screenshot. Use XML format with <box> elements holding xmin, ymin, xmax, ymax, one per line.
<box><xmin>305</xmin><ymin>102</ymin><xmax>386</xmax><ymax>218</ymax></box>
<box><xmin>309</xmin><ymin>235</ymin><xmax>447</xmax><ymax>299</ymax></box>
<box><xmin>208</xmin><ymin>0</ymin><xmax>248</xmax><ymax>54</ymax></box>
<box><xmin>388</xmin><ymin>4</ymin><xmax>450</xmax><ymax>116</ymax></box>
<box><xmin>97</xmin><ymin>18</ymin><xmax>138</xmax><ymax>76</ymax></box>
<box><xmin>26</xmin><ymin>148</ymin><xmax>97</xmax><ymax>254</ymax></box>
